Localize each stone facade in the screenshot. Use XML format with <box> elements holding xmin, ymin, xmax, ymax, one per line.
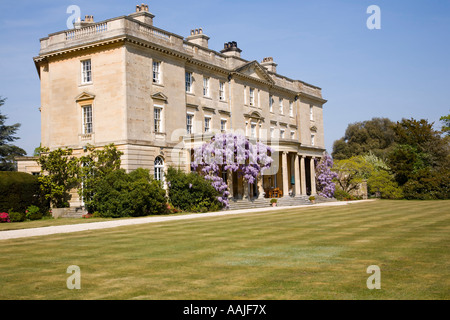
<box><xmin>18</xmin><ymin>4</ymin><xmax>328</xmax><ymax>206</ymax></box>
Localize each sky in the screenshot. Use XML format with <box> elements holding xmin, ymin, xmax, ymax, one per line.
<box><xmin>0</xmin><ymin>0</ymin><xmax>449</xmax><ymax>156</ymax></box>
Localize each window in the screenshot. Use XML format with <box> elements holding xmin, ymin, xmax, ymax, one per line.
<box><xmin>204</xmin><ymin>117</ymin><xmax>211</xmax><ymax>133</ymax></box>
<box><xmin>311</xmin><ymin>134</ymin><xmax>315</xmax><ymax>146</ymax></box>
<box><xmin>185</xmin><ymin>72</ymin><xmax>193</xmax><ymax>93</ymax></box>
<box><xmin>219</xmin><ymin>81</ymin><xmax>225</xmax><ymax>101</ymax></box>
<box><xmin>203</xmin><ymin>77</ymin><xmax>210</xmax><ymax>97</ymax></box>
<box><xmin>279</xmin><ymin>99</ymin><xmax>283</xmax><ymax>114</ymax></box>
<box><xmin>310</xmin><ymin>105</ymin><xmax>314</xmax><ymax>121</ymax></box>
<box><xmin>280</xmin><ymin>129</ymin><xmax>285</xmax><ymax>139</ymax></box>
<box><xmin>152</xmin><ymin>61</ymin><xmax>161</xmax><ymax>84</ymax></box>
<box><xmin>82</xmin><ymin>105</ymin><xmax>93</xmax><ymax>134</ymax></box>
<box><xmin>290</xmin><ymin>131</ymin><xmax>295</xmax><ymax>140</ymax></box>
<box><xmin>289</xmin><ymin>101</ymin><xmax>293</xmax><ymax>117</ymax></box>
<box><xmin>81</xmin><ymin>59</ymin><xmax>92</xmax><ymax>84</ymax></box>
<box><xmin>186</xmin><ymin>114</ymin><xmax>193</xmax><ymax>134</ymax></box>
<box><xmin>249</xmin><ymin>88</ymin><xmax>255</xmax><ymax>106</ymax></box>
<box><xmin>221</xmin><ymin>119</ymin><xmax>227</xmax><ymax>132</ymax></box>
<box><xmin>270</xmin><ymin>127</ymin><xmax>275</xmax><ymax>138</ymax></box>
<box><xmin>154</xmin><ymin>156</ymin><xmax>164</xmax><ymax>182</ymax></box>
<box><xmin>154</xmin><ymin>107</ymin><xmax>162</xmax><ymax>133</ymax></box>
<box><xmin>269</xmin><ymin>95</ymin><xmax>274</xmax><ymax>112</ymax></box>
<box><xmin>251</xmin><ymin>123</ymin><xmax>257</xmax><ymax>138</ymax></box>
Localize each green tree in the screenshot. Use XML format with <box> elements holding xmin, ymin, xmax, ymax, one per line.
<box><xmin>0</xmin><ymin>96</ymin><xmax>26</xmax><ymax>171</ymax></box>
<box><xmin>36</xmin><ymin>147</ymin><xmax>79</xmax><ymax>208</ymax></box>
<box><xmin>440</xmin><ymin>113</ymin><xmax>449</xmax><ymax>136</ymax></box>
<box><xmin>332</xmin><ymin>156</ymin><xmax>373</xmax><ymax>194</ymax></box>
<box><xmin>77</xmin><ymin>144</ymin><xmax>123</xmax><ymax>212</ymax></box>
<box><xmin>332</xmin><ymin>117</ymin><xmax>396</xmax><ymax>160</ymax></box>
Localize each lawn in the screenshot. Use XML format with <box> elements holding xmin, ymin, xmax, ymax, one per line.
<box><xmin>0</xmin><ymin>200</ymin><xmax>448</xmax><ymax>300</ymax></box>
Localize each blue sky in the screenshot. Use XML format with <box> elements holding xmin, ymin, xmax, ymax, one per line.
<box><xmin>1</xmin><ymin>0</ymin><xmax>449</xmax><ymax>155</ymax></box>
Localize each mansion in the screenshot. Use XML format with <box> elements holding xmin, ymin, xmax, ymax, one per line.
<box><xmin>18</xmin><ymin>4</ymin><xmax>328</xmax><ymax>208</ymax></box>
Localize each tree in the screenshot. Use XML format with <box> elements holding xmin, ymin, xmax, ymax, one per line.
<box><xmin>77</xmin><ymin>144</ymin><xmax>123</xmax><ymax>212</ymax></box>
<box><xmin>0</xmin><ymin>96</ymin><xmax>26</xmax><ymax>171</ymax></box>
<box><xmin>388</xmin><ymin>118</ymin><xmax>450</xmax><ymax>186</ymax></box>
<box><xmin>36</xmin><ymin>147</ymin><xmax>79</xmax><ymax>208</ymax></box>
<box><xmin>439</xmin><ymin>113</ymin><xmax>449</xmax><ymax>136</ymax></box>
<box><xmin>332</xmin><ymin>117</ymin><xmax>396</xmax><ymax>160</ymax></box>
<box><xmin>332</xmin><ymin>156</ymin><xmax>373</xmax><ymax>194</ymax></box>
<box><xmin>191</xmin><ymin>133</ymin><xmax>273</xmax><ymax>207</ymax></box>
<box><xmin>315</xmin><ymin>153</ymin><xmax>338</xmax><ymax>198</ymax></box>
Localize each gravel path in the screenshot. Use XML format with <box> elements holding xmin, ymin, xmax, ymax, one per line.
<box><xmin>0</xmin><ymin>200</ymin><xmax>375</xmax><ymax>240</ymax></box>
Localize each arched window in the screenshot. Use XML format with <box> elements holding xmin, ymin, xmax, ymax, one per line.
<box><xmin>154</xmin><ymin>156</ymin><xmax>164</xmax><ymax>182</ymax></box>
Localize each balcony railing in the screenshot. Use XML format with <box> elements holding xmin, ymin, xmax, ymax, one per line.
<box><xmin>65</xmin><ymin>22</ymin><xmax>108</xmax><ymax>41</ymax></box>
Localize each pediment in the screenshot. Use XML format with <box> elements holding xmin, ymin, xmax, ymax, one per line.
<box><xmin>234</xmin><ymin>61</ymin><xmax>274</xmax><ymax>84</ymax></box>
<box><xmin>151</xmin><ymin>92</ymin><xmax>168</xmax><ymax>101</ymax></box>
<box><xmin>75</xmin><ymin>92</ymin><xmax>95</xmax><ymax>102</ymax></box>
<box><xmin>310</xmin><ymin>125</ymin><xmax>318</xmax><ymax>132</ymax></box>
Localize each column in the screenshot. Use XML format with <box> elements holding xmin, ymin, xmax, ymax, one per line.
<box><xmin>310</xmin><ymin>156</ymin><xmax>317</xmax><ymax>195</ymax></box>
<box><xmin>226</xmin><ymin>170</ymin><xmax>234</xmax><ymax>199</ymax></box>
<box><xmin>294</xmin><ymin>153</ymin><xmax>301</xmax><ymax>196</ymax></box>
<box><xmin>257</xmin><ymin>175</ymin><xmax>265</xmax><ymax>199</ymax></box>
<box><xmin>300</xmin><ymin>155</ymin><xmax>307</xmax><ymax>195</ymax></box>
<box><xmin>243</xmin><ymin>179</ymin><xmax>249</xmax><ymax>200</ymax></box>
<box><xmin>282</xmin><ymin>151</ymin><xmax>289</xmax><ymax>197</ymax></box>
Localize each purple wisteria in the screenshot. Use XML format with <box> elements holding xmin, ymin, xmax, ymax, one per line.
<box><xmin>191</xmin><ymin>133</ymin><xmax>274</xmax><ymax>207</ymax></box>
<box><xmin>315</xmin><ymin>153</ymin><xmax>338</xmax><ymax>198</ymax></box>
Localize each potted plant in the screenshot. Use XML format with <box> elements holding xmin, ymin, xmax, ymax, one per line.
<box><xmin>309</xmin><ymin>196</ymin><xmax>316</xmax><ymax>204</ymax></box>
<box><xmin>270</xmin><ymin>198</ymin><xmax>277</xmax><ymax>207</ymax></box>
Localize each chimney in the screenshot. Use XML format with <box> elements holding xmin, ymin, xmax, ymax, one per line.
<box><xmin>186</xmin><ymin>28</ymin><xmax>210</xmax><ymax>48</ymax></box>
<box><xmin>73</xmin><ymin>15</ymin><xmax>95</xmax><ymax>29</ymax></box>
<box><xmin>129</xmin><ymin>3</ymin><xmax>155</xmax><ymax>26</ymax></box>
<box><xmin>260</xmin><ymin>57</ymin><xmax>277</xmax><ymax>73</ymax></box>
<box><xmin>220</xmin><ymin>41</ymin><xmax>242</xmax><ymax>58</ymax></box>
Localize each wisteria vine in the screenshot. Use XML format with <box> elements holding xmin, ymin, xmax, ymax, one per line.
<box><xmin>191</xmin><ymin>133</ymin><xmax>274</xmax><ymax>207</ymax></box>
<box><xmin>315</xmin><ymin>153</ymin><xmax>338</xmax><ymax>198</ymax></box>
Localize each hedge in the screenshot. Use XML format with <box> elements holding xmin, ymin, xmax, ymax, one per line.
<box><xmin>0</xmin><ymin>171</ymin><xmax>47</xmax><ymax>213</ymax></box>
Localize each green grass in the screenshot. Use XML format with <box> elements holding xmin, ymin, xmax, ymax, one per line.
<box><xmin>0</xmin><ymin>200</ymin><xmax>449</xmax><ymax>299</ymax></box>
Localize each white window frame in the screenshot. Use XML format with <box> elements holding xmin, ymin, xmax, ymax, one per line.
<box><xmin>220</xmin><ymin>119</ymin><xmax>227</xmax><ymax>132</ymax></box>
<box><xmin>81</xmin><ymin>59</ymin><xmax>92</xmax><ymax>84</ymax></box>
<box><xmin>219</xmin><ymin>81</ymin><xmax>225</xmax><ymax>101</ymax></box>
<box><xmin>289</xmin><ymin>101</ymin><xmax>294</xmax><ymax>117</ymax></box>
<box><xmin>154</xmin><ymin>106</ymin><xmax>163</xmax><ymax>133</ymax></box>
<box><xmin>249</xmin><ymin>88</ymin><xmax>255</xmax><ymax>106</ymax></box>
<box><xmin>311</xmin><ymin>133</ymin><xmax>315</xmax><ymax>146</ymax></box>
<box><xmin>279</xmin><ymin>98</ymin><xmax>283</xmax><ymax>114</ymax></box>
<box><xmin>152</xmin><ymin>61</ymin><xmax>161</xmax><ymax>84</ymax></box>
<box><xmin>186</xmin><ymin>113</ymin><xmax>194</xmax><ymax>134</ymax></box>
<box><xmin>310</xmin><ymin>105</ymin><xmax>314</xmax><ymax>121</ymax></box>
<box><xmin>154</xmin><ymin>156</ymin><xmax>164</xmax><ymax>182</ymax></box>
<box><xmin>185</xmin><ymin>72</ymin><xmax>193</xmax><ymax>93</ymax></box>
<box><xmin>290</xmin><ymin>131</ymin><xmax>295</xmax><ymax>140</ymax></box>
<box><xmin>270</xmin><ymin>127</ymin><xmax>275</xmax><ymax>139</ymax></box>
<box><xmin>204</xmin><ymin>116</ymin><xmax>211</xmax><ymax>133</ymax></box>
<box><xmin>269</xmin><ymin>95</ymin><xmax>273</xmax><ymax>112</ymax></box>
<box><xmin>250</xmin><ymin>122</ymin><xmax>257</xmax><ymax>138</ymax></box>
<box><xmin>203</xmin><ymin>77</ymin><xmax>210</xmax><ymax>97</ymax></box>
<box><xmin>280</xmin><ymin>129</ymin><xmax>285</xmax><ymax>139</ymax></box>
<box><xmin>82</xmin><ymin>104</ymin><xmax>93</xmax><ymax>134</ymax></box>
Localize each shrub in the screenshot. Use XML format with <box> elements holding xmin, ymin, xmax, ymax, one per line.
<box><xmin>270</xmin><ymin>198</ymin><xmax>277</xmax><ymax>204</ymax></box>
<box><xmin>0</xmin><ymin>172</ymin><xmax>48</xmax><ymax>213</ymax></box>
<box><xmin>165</xmin><ymin>167</ymin><xmax>223</xmax><ymax>213</ymax></box>
<box><xmin>92</xmin><ymin>168</ymin><xmax>168</xmax><ymax>218</ymax></box>
<box><xmin>334</xmin><ymin>188</ymin><xmax>358</xmax><ymax>201</ymax></box>
<box><xmin>0</xmin><ymin>212</ymin><xmax>10</xmax><ymax>223</ymax></box>
<box><xmin>9</xmin><ymin>211</ymin><xmax>25</xmax><ymax>222</ymax></box>
<box><xmin>309</xmin><ymin>196</ymin><xmax>316</xmax><ymax>201</ymax></box>
<box><xmin>26</xmin><ymin>205</ymin><xmax>43</xmax><ymax>221</ymax></box>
